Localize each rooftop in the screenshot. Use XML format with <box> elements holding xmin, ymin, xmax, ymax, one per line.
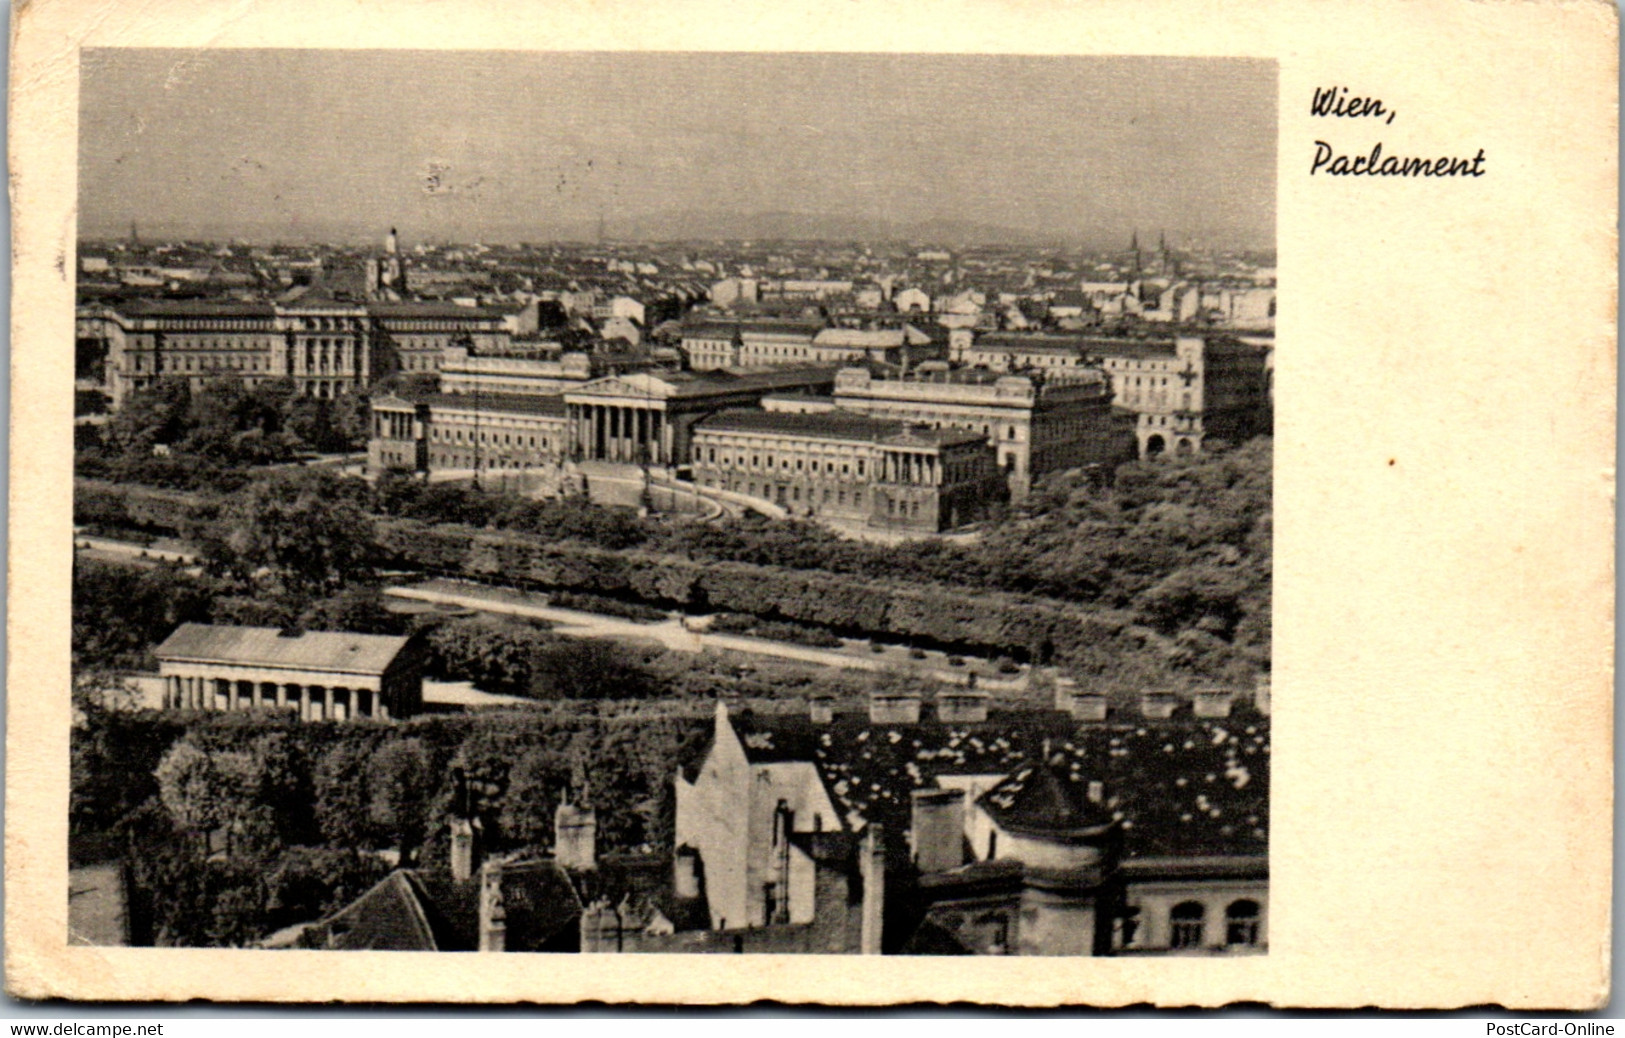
<box><xmin>696</xmin><ymin>409</ymin><xmax>985</xmax><ymax>447</ymax></box>
<box><xmin>977</xmin><ymin>758</ymin><xmax>1116</xmax><ymax>839</ymax></box>
<box><xmin>420</xmin><ymin>392</ymin><xmax>568</xmax><ymax>418</ymax></box>
<box><xmin>813</xmin><ymin>327</ymin><xmax>932</xmax><ymax>348</ymax></box>
<box><xmin>155</xmin><ymin>623</ymin><xmax>412</xmax><ymax>676</ymax></box>
<box><xmin>117</xmin><ymin>300</ymin><xmax>277</xmax><ymax>318</ymax></box>
<box><xmin>697</xmin><ymin>709</ymin><xmax>1268</xmax><ymax>860</ymax></box>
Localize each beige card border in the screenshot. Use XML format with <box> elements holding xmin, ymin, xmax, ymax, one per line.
<box><xmin>8</xmin><ymin>0</ymin><xmax>1617</xmax><ymax>1008</ymax></box>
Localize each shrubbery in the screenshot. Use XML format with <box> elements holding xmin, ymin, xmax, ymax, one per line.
<box><xmin>79</xmin><ymin>707</ymin><xmax>709</xmax><ymax>945</ymax></box>
<box><xmin>707</xmin><ymin>613</ymin><xmax>843</xmax><ymax>648</ymax></box>
<box><xmin>548</xmin><ymin>590</ymin><xmax>667</xmax><ymax>623</ymax></box>
<box><xmin>76</xmin><ymin>437</ymin><xmax>1272</xmax><ymax>692</ymax></box>
<box><xmin>426</xmin><ymin>615</ymin><xmax>657</xmax><ymax>701</ymax></box>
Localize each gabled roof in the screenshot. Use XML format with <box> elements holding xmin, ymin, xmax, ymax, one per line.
<box><xmin>303</xmin><ymin>871</ymin><xmax>440</xmax><ymax>950</ymax></box>
<box><xmin>412</xmin><ymin>860</ymin><xmax>582</xmax><ymax>952</ymax></box>
<box><xmin>289</xmin><ymin>860</ymin><xmax>585</xmax><ymax>952</ymax></box>
<box><xmin>155</xmin><ymin>624</ymin><xmax>411</xmax><ymax>677</ymax></box>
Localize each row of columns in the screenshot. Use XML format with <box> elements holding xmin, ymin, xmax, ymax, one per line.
<box><xmin>165</xmin><ymin>674</ymin><xmax>388</xmax><ymax>721</ymax></box>
<box><xmin>375</xmin><ymin>410</ymin><xmax>415</xmax><ymax>439</ymax></box>
<box><xmin>880</xmin><ymin>450</ymin><xmax>940</xmax><ymax>486</ymax></box>
<box><xmin>568</xmin><ymin>403</ymin><xmax>668</xmax><ymax>465</ymax></box>
<box><xmin>293</xmin><ymin>335</ymin><xmax>362</xmax><ymax>377</ymax></box>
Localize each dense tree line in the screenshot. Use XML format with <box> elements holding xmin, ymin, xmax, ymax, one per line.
<box><xmin>75</xmin><ymin>377</ymin><xmax>369</xmax><ymax>494</ymax></box>
<box><xmin>72</xmin><ymin>557</ymin><xmax>661</xmax><ymax>705</ymax></box>
<box><xmin>77</xmin><ymin>706</ymin><xmax>706</xmax><ymax>945</ymax></box>
<box><xmin>75</xmin><ymin>439</ymin><xmax>1270</xmax><ymax>689</ymax></box>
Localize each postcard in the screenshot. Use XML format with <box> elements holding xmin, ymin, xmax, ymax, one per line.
<box><xmin>7</xmin><ymin>0</ymin><xmax>1615</xmax><ymax>1008</ymax></box>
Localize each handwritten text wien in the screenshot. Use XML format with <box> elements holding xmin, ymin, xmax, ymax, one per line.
<box><xmin>1310</xmin><ymin>87</ymin><xmax>1484</xmax><ymax>177</ymax></box>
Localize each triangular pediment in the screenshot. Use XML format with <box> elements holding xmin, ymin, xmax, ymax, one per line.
<box><xmin>566</xmin><ymin>373</ymin><xmax>679</xmax><ymax>400</ymax></box>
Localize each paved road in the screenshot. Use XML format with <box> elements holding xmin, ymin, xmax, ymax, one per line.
<box><xmin>73</xmin><ymin>534</ymin><xmax>198</xmax><ymax>566</ymax></box>
<box><xmin>387</xmin><ymin>579</ymin><xmax>1029</xmax><ymax>690</ymax></box>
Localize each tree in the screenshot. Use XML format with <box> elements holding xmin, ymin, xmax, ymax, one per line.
<box><xmin>496</xmin><ymin>745</ymin><xmax>568</xmax><ymax>849</ymax></box>
<box><xmin>367</xmin><ymin>738</ymin><xmax>432</xmax><ymax>863</ymax></box>
<box><xmin>299</xmin><ymin>585</ymin><xmax>403</xmax><ymax>636</ymax></box>
<box><xmin>426</xmin><ymin>618</ymin><xmax>543</xmax><ymax>697</ymax></box>
<box><xmin>206</xmin><ymin>469</ymin><xmax>378</xmax><ymax>604</ymax></box>
<box><xmin>314</xmin><ymin>740</ymin><xmax>377</xmax><ymax>848</ymax></box>
<box><xmin>155</xmin><ymin>739</ymin><xmax>229</xmax><ymax>839</ymax></box>
<box><xmin>531</xmin><ymin>639</ymin><xmax>656</xmax><ymax>700</ymax></box>
<box><xmin>106</xmin><ymin>379</ymin><xmax>191</xmax><ymax>454</ymax></box>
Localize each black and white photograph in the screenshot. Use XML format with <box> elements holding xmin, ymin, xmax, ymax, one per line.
<box><xmin>64</xmin><ymin>49</ymin><xmax>1278</xmax><ymax>958</ymax></box>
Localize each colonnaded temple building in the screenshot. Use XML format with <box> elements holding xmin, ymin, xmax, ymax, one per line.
<box><xmin>153</xmin><ymin>624</ymin><xmax>424</xmax><ymax>721</ymax></box>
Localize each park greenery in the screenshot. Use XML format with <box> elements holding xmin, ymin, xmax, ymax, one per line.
<box><xmin>75</xmin><ymin>377</ymin><xmax>369</xmax><ymax>492</ymax></box>
<box><xmin>73</xmin><ymin>426</ymin><xmax>1270</xmax><ymax>944</ymax></box>
<box><xmin>75</xmin><ymin>435</ymin><xmax>1271</xmax><ymax>691</ymax></box>
<box><xmin>73</xmin><ymin>696</ymin><xmax>706</xmax><ymax>945</ymax></box>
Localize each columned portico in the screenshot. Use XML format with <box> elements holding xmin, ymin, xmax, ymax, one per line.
<box><xmin>156</xmin><ymin>624</ymin><xmax>423</xmax><ymax>723</ymax></box>
<box><xmin>566</xmin><ymin>399</ymin><xmax>670</xmax><ymax>465</ymax></box>
<box><xmin>157</xmin><ymin>664</ymin><xmax>397</xmax><ymax>721</ymax></box>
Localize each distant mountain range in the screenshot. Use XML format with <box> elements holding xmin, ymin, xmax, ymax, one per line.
<box><xmin>82</xmin><ymin>210</ymin><xmax>1268</xmax><ymax>252</ymax></box>
<box><xmin>604</xmin><ymin>209</ymin><xmax>1069</xmax><ymax>247</ymax></box>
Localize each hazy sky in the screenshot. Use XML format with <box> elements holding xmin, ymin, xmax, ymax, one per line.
<box><xmin>80</xmin><ymin>50</ymin><xmax>1276</xmax><ymax>247</ymax></box>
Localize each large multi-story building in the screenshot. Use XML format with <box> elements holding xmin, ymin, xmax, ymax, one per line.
<box><xmin>948</xmin><ymin>330</ymin><xmax>1096</xmax><ymax>375</ymax></box>
<box><xmin>763</xmin><ymin>366</ymin><xmax>1132</xmax><ymax>501</ymax></box>
<box><xmin>368</xmin><ymin>368</ymin><xmax>1009</xmax><ymax>532</ymax></box>
<box><xmin>1083</xmin><ymin>334</ymin><xmax>1271</xmax><ymax>458</ymax></box>
<box><xmin>435</xmin><ymin>343</ymin><xmax>669</xmax><ymax>398</ymax></box>
<box><xmin>369</xmin><ymin>392</ymin><xmax>570</xmax><ymax>475</ymax></box>
<box><xmin>367</xmin><ymin>367</ymin><xmax>838</xmax><ymax>477</ymax></box>
<box><xmin>680</xmin><ymin>318</ymin><xmax>827</xmax><ymax>370</ymax></box>
<box><xmin>690</xmin><ymin>410</ymin><xmax>1005</xmax><ymax>532</ymax></box>
<box><xmin>366</xmin><ymin>301</ymin><xmax>524</xmax><ymax>376</ymax></box>
<box><xmin>93</xmin><ymin>297</ymin><xmax>525</xmax><ymax>407</ymax></box>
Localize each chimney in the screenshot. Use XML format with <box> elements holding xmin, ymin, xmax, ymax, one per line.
<box><xmin>859</xmin><ymin>825</ymin><xmax>885</xmax><ymax>955</ymax></box>
<box><xmin>910</xmin><ymin>788</ymin><xmax>966</xmax><ymax>875</ymax></box>
<box><xmin>868</xmin><ymin>690</ymin><xmax>921</xmax><ymax>725</ymax></box>
<box><xmin>673</xmin><ymin>845</ymin><xmax>702</xmax><ymax>901</ymax></box>
<box><xmin>579</xmin><ymin>896</ymin><xmax>621</xmax><ymax>954</ymax></box>
<box><xmin>449</xmin><ymin>816</ymin><xmax>476</xmax><ymax>882</ymax></box>
<box><xmin>1052</xmin><ymin>675</ymin><xmax>1078</xmax><ymax>713</ymax></box>
<box><xmin>1071</xmin><ymin>693</ymin><xmax>1109</xmax><ymax>722</ymax></box>
<box><xmin>554</xmin><ymin>803</ymin><xmax>597</xmax><ymax>870</ymax></box>
<box><xmin>808</xmin><ymin>694</ymin><xmax>835</xmax><ymax>725</ymax></box>
<box><xmin>936</xmin><ymin>690</ymin><xmax>989</xmax><ymax>724</ymax></box>
<box><xmin>1192</xmin><ymin>688</ymin><xmax>1235</xmax><ymax>719</ymax></box>
<box><xmin>1139</xmin><ymin>691</ymin><xmax>1179</xmax><ymax>720</ymax></box>
<box><xmin>448</xmin><ymin>765</ymin><xmax>477</xmax><ymax>881</ymax></box>
<box><xmin>477</xmin><ymin>860</ymin><xmax>506</xmax><ymax>952</ymax></box>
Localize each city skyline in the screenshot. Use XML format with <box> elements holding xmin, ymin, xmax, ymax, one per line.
<box><xmin>79</xmin><ymin>51</ymin><xmax>1276</xmax><ymax>249</ymax></box>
